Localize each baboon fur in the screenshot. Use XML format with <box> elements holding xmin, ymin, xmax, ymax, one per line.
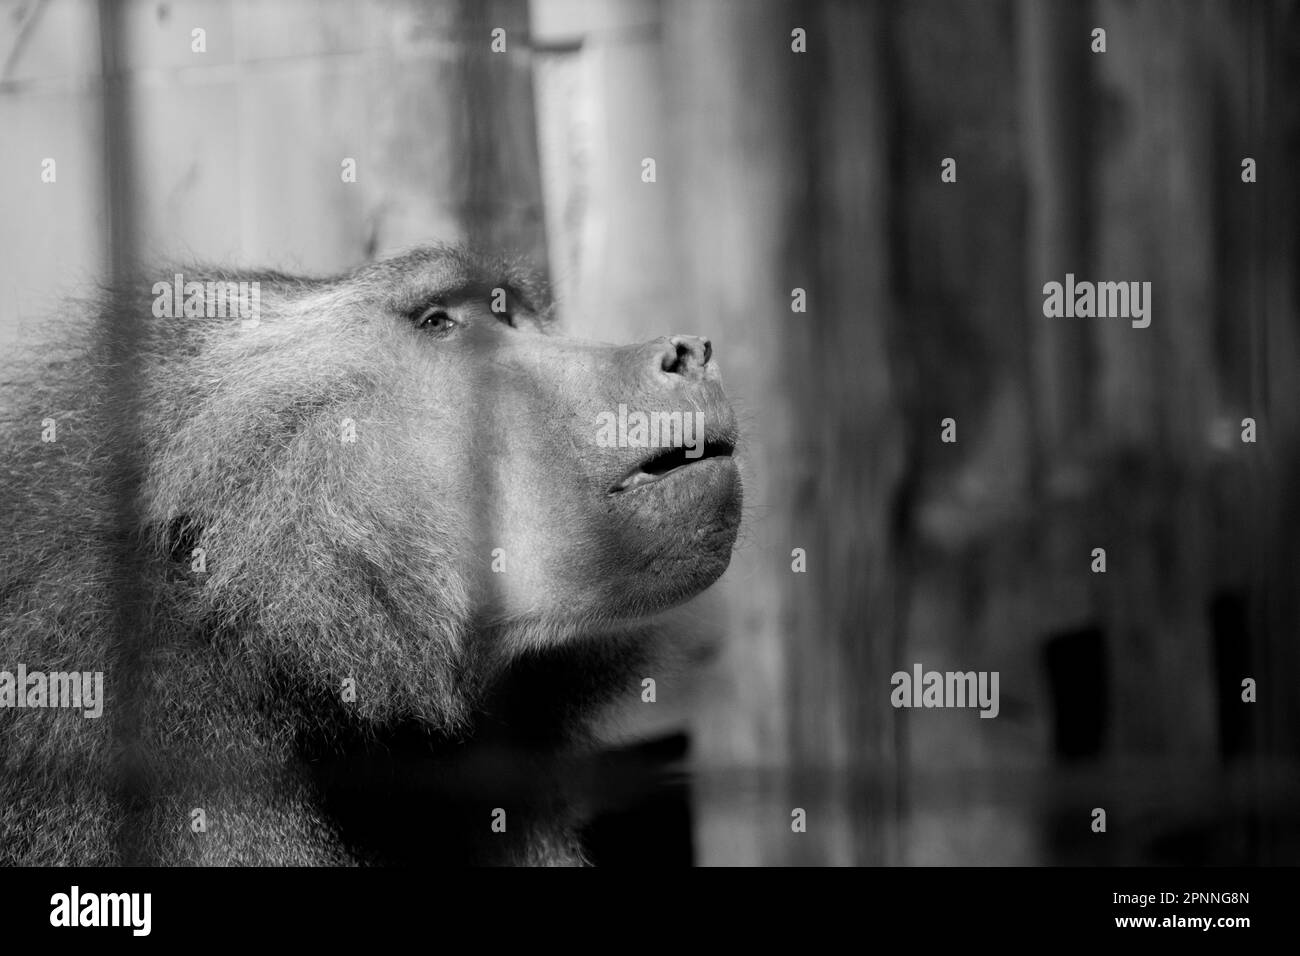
<box><xmin>0</xmin><ymin>245</ymin><xmax>742</xmax><ymax>865</ymax></box>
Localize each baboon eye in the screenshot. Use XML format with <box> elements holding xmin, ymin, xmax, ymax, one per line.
<box><xmin>415</xmin><ymin>307</ymin><xmax>457</xmax><ymax>334</ymax></box>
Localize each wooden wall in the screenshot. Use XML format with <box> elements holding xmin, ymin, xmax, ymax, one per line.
<box><xmin>529</xmin><ymin>0</ymin><xmax>1300</xmax><ymax>865</ymax></box>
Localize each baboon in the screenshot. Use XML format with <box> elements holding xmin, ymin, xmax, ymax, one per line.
<box><xmin>0</xmin><ymin>245</ymin><xmax>742</xmax><ymax>865</ymax></box>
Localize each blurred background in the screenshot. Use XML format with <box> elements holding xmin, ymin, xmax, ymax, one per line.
<box><xmin>2</xmin><ymin>0</ymin><xmax>1298</xmax><ymax>865</ymax></box>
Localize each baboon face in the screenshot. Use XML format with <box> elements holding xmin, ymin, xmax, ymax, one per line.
<box><xmin>346</xmin><ymin>250</ymin><xmax>743</xmax><ymax>634</ymax></box>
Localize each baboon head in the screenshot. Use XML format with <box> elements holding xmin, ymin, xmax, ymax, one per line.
<box><xmin>138</xmin><ymin>245</ymin><xmax>742</xmax><ymax>725</ymax></box>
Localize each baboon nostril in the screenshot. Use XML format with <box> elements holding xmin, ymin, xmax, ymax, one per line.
<box><xmin>664</xmin><ymin>335</ymin><xmax>712</xmax><ymax>375</ymax></box>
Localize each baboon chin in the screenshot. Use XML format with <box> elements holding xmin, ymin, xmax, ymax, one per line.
<box><xmin>0</xmin><ymin>244</ymin><xmax>741</xmax><ymax>866</ymax></box>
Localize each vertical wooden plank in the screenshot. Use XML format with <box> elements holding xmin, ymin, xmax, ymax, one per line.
<box><xmin>662</xmin><ymin>0</ymin><xmax>904</xmax><ymax>865</ymax></box>
<box><xmin>530</xmin><ymin>0</ymin><xmax>685</xmax><ymax>330</ymax></box>
<box><xmin>1018</xmin><ymin>0</ymin><xmax>1096</xmax><ymax>455</ymax></box>
<box><xmin>0</xmin><ymin>0</ymin><xmax>107</xmax><ymax>352</ymax></box>
<box><xmin>1090</xmin><ymin>0</ymin><xmax>1219</xmax><ymax>761</ymax></box>
<box><xmin>530</xmin><ymin>0</ymin><xmax>732</xmax><ymax>848</ymax></box>
<box><xmin>366</xmin><ymin>0</ymin><xmax>547</xmax><ymax>261</ymax></box>
<box><xmin>1254</xmin><ymin>2</ymin><xmax>1300</xmax><ymax>856</ymax></box>
<box><xmin>234</xmin><ymin>0</ymin><xmax>371</xmax><ymax>270</ymax></box>
<box><xmin>893</xmin><ymin>0</ymin><xmax>1043</xmax><ymax>865</ymax></box>
<box><xmin>664</xmin><ymin>0</ymin><xmax>803</xmax><ymax>865</ymax></box>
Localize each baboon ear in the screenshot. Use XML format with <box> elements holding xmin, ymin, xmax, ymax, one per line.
<box><xmin>164</xmin><ymin>515</ymin><xmax>205</xmax><ymax>564</ymax></box>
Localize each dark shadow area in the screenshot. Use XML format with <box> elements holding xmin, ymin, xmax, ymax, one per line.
<box><xmin>1043</xmin><ymin>625</ymin><xmax>1108</xmax><ymax>761</ymax></box>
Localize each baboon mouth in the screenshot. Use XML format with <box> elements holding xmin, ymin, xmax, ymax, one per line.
<box><xmin>612</xmin><ymin>439</ymin><xmax>736</xmax><ymax>493</ymax></box>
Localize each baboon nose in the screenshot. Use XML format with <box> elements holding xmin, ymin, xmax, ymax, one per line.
<box><xmin>661</xmin><ymin>335</ymin><xmax>713</xmax><ymax>377</ymax></box>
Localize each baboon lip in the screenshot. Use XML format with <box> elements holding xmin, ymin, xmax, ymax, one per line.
<box><xmin>610</xmin><ymin>439</ymin><xmax>736</xmax><ymax>493</ymax></box>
